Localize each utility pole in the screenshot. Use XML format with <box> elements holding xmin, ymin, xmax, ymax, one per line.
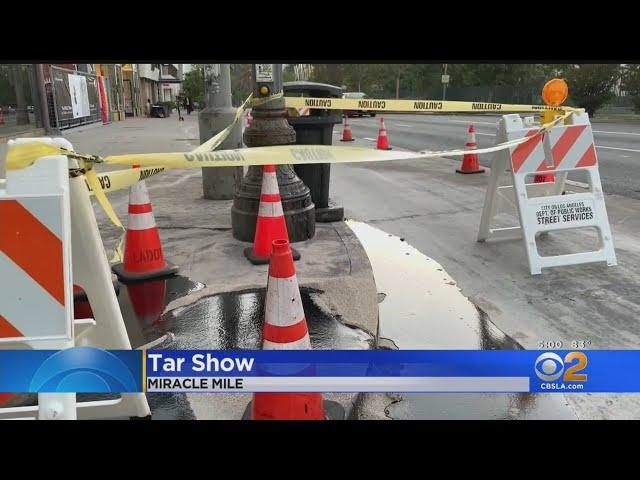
<box><xmin>231</xmin><ymin>64</ymin><xmax>315</xmax><ymax>243</ymax></box>
<box><xmin>442</xmin><ymin>64</ymin><xmax>448</xmax><ymax>101</ymax></box>
<box><xmin>33</xmin><ymin>64</ymin><xmax>56</xmax><ymax>135</ymax></box>
<box><xmin>199</xmin><ymin>64</ymin><xmax>243</xmax><ymax>199</ymax></box>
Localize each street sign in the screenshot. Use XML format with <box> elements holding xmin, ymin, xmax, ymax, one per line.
<box><xmin>441</xmin><ymin>74</ymin><xmax>450</xmax><ymax>84</ymax></box>
<box><xmin>256</xmin><ymin>64</ymin><xmax>274</xmax><ymax>82</ymax></box>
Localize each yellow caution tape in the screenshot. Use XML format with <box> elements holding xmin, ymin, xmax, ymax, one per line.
<box><xmin>84</xmin><ymin>167</ymin><xmax>125</xmax><ymax>262</ymax></box>
<box><xmin>6</xmin><ymin>109</ymin><xmax>577</xmax><ymax>173</ymax></box>
<box><xmin>284</xmin><ymin>96</ymin><xmax>577</xmax><ymax>114</ymax></box>
<box><xmin>251</xmin><ymin>91</ymin><xmax>284</xmax><ymax>108</ymax></box>
<box><xmin>86</xmin><ymin>167</ymin><xmax>167</xmax><ymax>195</ymax></box>
<box><xmin>191</xmin><ymin>94</ymin><xmax>252</xmax><ymax>153</ymax></box>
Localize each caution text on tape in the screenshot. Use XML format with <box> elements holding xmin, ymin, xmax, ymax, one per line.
<box><xmin>284</xmin><ymin>96</ymin><xmax>576</xmax><ymax>113</ymax></box>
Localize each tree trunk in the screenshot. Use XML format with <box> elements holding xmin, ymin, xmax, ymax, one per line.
<box><xmin>12</xmin><ymin>65</ymin><xmax>30</xmax><ymax>125</ymax></box>
<box><xmin>325</xmin><ymin>64</ymin><xmax>341</xmax><ymax>86</ymax></box>
<box><xmin>396</xmin><ymin>74</ymin><xmax>401</xmax><ymax>99</ymax></box>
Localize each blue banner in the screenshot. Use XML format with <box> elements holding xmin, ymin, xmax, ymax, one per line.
<box><xmin>1</xmin><ymin>348</ymin><xmax>639</xmax><ymax>393</ymax></box>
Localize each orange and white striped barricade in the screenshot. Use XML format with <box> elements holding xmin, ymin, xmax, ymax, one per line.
<box><xmin>0</xmin><ymin>138</ymin><xmax>151</xmax><ymax>420</ymax></box>
<box><xmin>477</xmin><ymin>112</ymin><xmax>617</xmax><ymax>275</ymax></box>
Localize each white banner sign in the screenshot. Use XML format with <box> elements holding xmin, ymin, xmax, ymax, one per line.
<box><xmin>69</xmin><ymin>74</ymin><xmax>91</xmax><ymax>119</ymax></box>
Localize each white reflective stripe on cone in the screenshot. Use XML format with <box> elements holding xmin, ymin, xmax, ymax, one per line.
<box><xmin>129</xmin><ymin>181</ymin><xmax>151</xmax><ymax>205</ymax></box>
<box><xmin>265</xmin><ymin>276</ymin><xmax>305</xmax><ymax>327</ymax></box>
<box><xmin>262</xmin><ymin>171</ymin><xmax>279</xmax><ymax>195</ymax></box>
<box><xmin>128</xmin><ymin>212</ymin><xmax>157</xmax><ymax>230</ymax></box>
<box><xmin>258</xmin><ymin>201</ymin><xmax>284</xmax><ymax>218</ymax></box>
<box><xmin>263</xmin><ymin>335</ymin><xmax>312</xmax><ymax>350</ymax></box>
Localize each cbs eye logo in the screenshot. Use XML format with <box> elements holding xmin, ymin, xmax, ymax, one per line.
<box><xmin>534</xmin><ymin>352</ymin><xmax>588</xmax><ymax>382</ymax></box>
<box><xmin>29</xmin><ymin>347</ymin><xmax>139</xmax><ymax>393</ymax></box>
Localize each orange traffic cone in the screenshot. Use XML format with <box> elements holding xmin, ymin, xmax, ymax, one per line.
<box><xmin>73</xmin><ymin>276</ymin><xmax>120</xmax><ymax>319</ymax></box>
<box><xmin>534</xmin><ymin>173</ymin><xmax>555</xmax><ymax>183</ymax></box>
<box><xmin>127</xmin><ymin>278</ymin><xmax>167</xmax><ymax>328</ymax></box>
<box><xmin>112</xmin><ymin>178</ymin><xmax>178</xmax><ymax>282</ymax></box>
<box><xmin>244</xmin><ymin>165</ymin><xmax>300</xmax><ymax>265</ymax></box>
<box><xmin>376</xmin><ymin>117</ymin><xmax>392</xmax><ymax>150</ymax></box>
<box><xmin>251</xmin><ymin>239</ymin><xmax>324</xmax><ymax>420</ymax></box>
<box><xmin>456</xmin><ymin>125</ymin><xmax>485</xmax><ymax>174</ymax></box>
<box><xmin>340</xmin><ymin>115</ymin><xmax>354</xmax><ymax>142</ymax></box>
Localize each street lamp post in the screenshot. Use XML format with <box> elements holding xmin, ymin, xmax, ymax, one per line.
<box><xmin>231</xmin><ymin>64</ymin><xmax>315</xmax><ymax>243</ymax></box>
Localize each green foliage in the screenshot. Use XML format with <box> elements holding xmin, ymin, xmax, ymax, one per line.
<box><xmin>621</xmin><ymin>64</ymin><xmax>640</xmax><ymax>113</ymax></box>
<box><xmin>560</xmin><ymin>64</ymin><xmax>621</xmax><ymax>116</ymax></box>
<box><xmin>283</xmin><ymin>64</ymin><xmax>296</xmax><ymax>82</ymax></box>
<box><xmin>181</xmin><ymin>66</ymin><xmax>205</xmax><ymax>107</ymax></box>
<box><xmin>226</xmin><ymin>64</ymin><xmax>623</xmax><ymax>113</ymax></box>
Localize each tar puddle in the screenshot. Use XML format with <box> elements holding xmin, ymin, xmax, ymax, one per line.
<box><xmin>73</xmin><ymin>275</ymin><xmax>372</xmax><ymax>419</ymax></box>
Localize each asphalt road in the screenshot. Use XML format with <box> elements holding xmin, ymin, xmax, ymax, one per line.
<box><xmin>344</xmin><ymin>113</ymin><xmax>640</xmax><ymax>200</ymax></box>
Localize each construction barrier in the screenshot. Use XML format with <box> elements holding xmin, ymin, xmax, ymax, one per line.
<box><xmin>0</xmin><ymin>137</ymin><xmax>151</xmax><ymax>420</ymax></box>
<box><xmin>477</xmin><ymin>111</ymin><xmax>617</xmax><ymax>274</ymax></box>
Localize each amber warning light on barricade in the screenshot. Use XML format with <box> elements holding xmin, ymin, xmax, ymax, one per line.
<box><xmin>542</xmin><ymin>78</ymin><xmax>569</xmax><ymax>107</ymax></box>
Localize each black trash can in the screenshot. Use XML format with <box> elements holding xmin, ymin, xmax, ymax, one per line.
<box><xmin>284</xmin><ymin>81</ymin><xmax>344</xmax><ymax>222</ymax></box>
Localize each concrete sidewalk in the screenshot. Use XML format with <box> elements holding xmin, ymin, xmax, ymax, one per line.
<box><xmin>48</xmin><ymin>114</ymin><xmax>379</xmax><ymax>339</ymax></box>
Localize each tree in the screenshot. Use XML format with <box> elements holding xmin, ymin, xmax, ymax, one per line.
<box><xmin>283</xmin><ymin>64</ymin><xmax>296</xmax><ymax>82</ymax></box>
<box><xmin>621</xmin><ymin>64</ymin><xmax>640</xmax><ymax>113</ymax></box>
<box><xmin>11</xmin><ymin>65</ymin><xmax>30</xmax><ymax>125</ymax></box>
<box><xmin>181</xmin><ymin>65</ymin><xmax>205</xmax><ymax>107</ymax></box>
<box><xmin>560</xmin><ymin>64</ymin><xmax>621</xmax><ymax>116</ymax></box>
<box><xmin>230</xmin><ymin>64</ymin><xmax>253</xmax><ymax>106</ymax></box>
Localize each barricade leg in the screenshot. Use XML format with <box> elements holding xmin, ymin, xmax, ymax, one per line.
<box><xmin>68</xmin><ymin>173</ymin><xmax>151</xmax><ymax>419</ymax></box>
<box><xmin>477</xmin><ymin>151</ymin><xmax>511</xmax><ymax>242</ymax></box>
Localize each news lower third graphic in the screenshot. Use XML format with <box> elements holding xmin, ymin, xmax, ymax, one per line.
<box><xmin>0</xmin><ymin>348</ymin><xmax>639</xmax><ymax>394</ymax></box>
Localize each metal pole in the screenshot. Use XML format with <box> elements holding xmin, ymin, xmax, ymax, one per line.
<box><xmin>442</xmin><ymin>64</ymin><xmax>448</xmax><ymax>101</ymax></box>
<box><xmin>200</xmin><ymin>64</ymin><xmax>243</xmax><ymax>199</ymax></box>
<box><xmin>231</xmin><ymin>64</ymin><xmax>315</xmax><ymax>243</ymax></box>
<box><xmin>33</xmin><ymin>64</ymin><xmax>54</xmax><ymax>134</ymax></box>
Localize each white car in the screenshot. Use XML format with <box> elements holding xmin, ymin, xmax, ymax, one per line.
<box><xmin>342</xmin><ymin>92</ymin><xmax>376</xmax><ymax>118</ymax></box>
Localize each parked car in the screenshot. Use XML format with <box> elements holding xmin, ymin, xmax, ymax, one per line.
<box><xmin>342</xmin><ymin>92</ymin><xmax>376</xmax><ymax>117</ymax></box>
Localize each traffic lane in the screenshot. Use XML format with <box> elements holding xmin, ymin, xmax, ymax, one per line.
<box><xmin>343</xmin><ymin>116</ymin><xmax>497</xmax><ymax>160</ymax></box>
<box><xmin>353</xmin><ymin>113</ymin><xmax>640</xmax><ymax>147</ymax></box>
<box><xmin>342</xmin><ymin>115</ymin><xmax>640</xmax><ymax>199</ymax></box>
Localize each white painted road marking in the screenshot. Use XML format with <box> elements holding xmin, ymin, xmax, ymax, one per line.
<box><xmin>593</xmin><ymin>130</ymin><xmax>640</xmax><ymax>136</ymax></box>
<box><xmin>475</xmin><ymin>132</ymin><xmax>495</xmax><ymax>136</ymax></box>
<box><xmin>596</xmin><ymin>145</ymin><xmax>640</xmax><ymax>153</ymax></box>
<box><xmin>449</xmin><ymin>119</ymin><xmax>496</xmax><ymax>126</ymax></box>
<box><xmin>364</xmin><ymin>137</ymin><xmax>377</xmax><ymax>141</ymax></box>
<box><xmin>395</xmin><ymin>124</ymin><xmax>412</xmax><ymax>127</ymax></box>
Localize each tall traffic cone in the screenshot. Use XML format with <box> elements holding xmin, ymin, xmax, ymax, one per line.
<box><xmin>376</xmin><ymin>117</ymin><xmax>392</xmax><ymax>150</ymax></box>
<box><xmin>245</xmin><ymin>239</ymin><xmax>343</xmax><ymax>420</ymax></box>
<box><xmin>127</xmin><ymin>278</ymin><xmax>167</xmax><ymax>328</ymax></box>
<box><xmin>456</xmin><ymin>125</ymin><xmax>485</xmax><ymax>174</ymax></box>
<box><xmin>112</xmin><ymin>177</ymin><xmax>178</xmax><ymax>282</ymax></box>
<box><xmin>534</xmin><ymin>173</ymin><xmax>555</xmax><ymax>183</ymax></box>
<box><xmin>244</xmin><ymin>165</ymin><xmax>300</xmax><ymax>265</ymax></box>
<box><xmin>340</xmin><ymin>115</ymin><xmax>354</xmax><ymax>142</ymax></box>
<box><xmin>73</xmin><ymin>276</ymin><xmax>120</xmax><ymax>319</ymax></box>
